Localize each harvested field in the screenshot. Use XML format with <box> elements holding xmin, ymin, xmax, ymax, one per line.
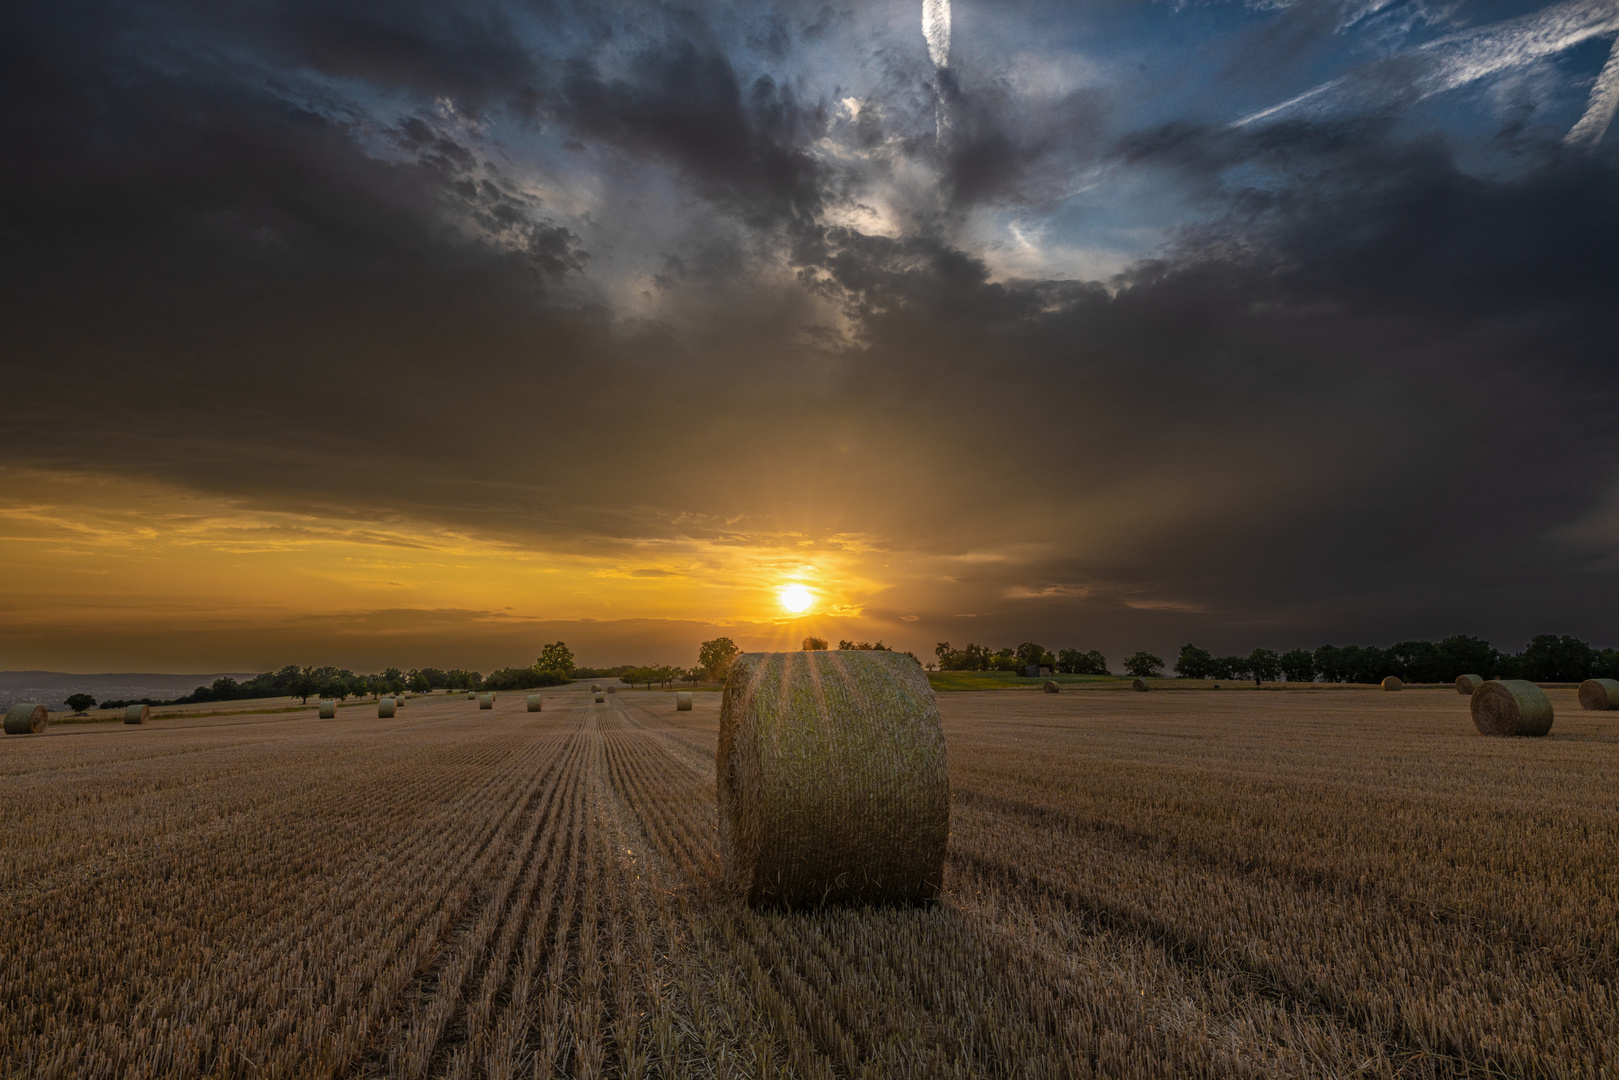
<box><xmin>1</xmin><ymin>684</ymin><xmax>1616</xmax><ymax>1078</ymax></box>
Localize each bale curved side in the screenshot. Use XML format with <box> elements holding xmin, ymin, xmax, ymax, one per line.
<box><xmin>467</xmin><ymin>692</ymin><xmax>477</xmax><ymax>700</ymax></box>
<box><xmin>479</xmin><ymin>693</ymin><xmax>494</xmax><ymax>710</ymax></box>
<box><xmin>124</xmin><ymin>704</ymin><xmax>150</xmax><ymax>725</ymax></box>
<box><xmin>717</xmin><ymin>651</ymin><xmax>950</xmax><ymax>908</ymax></box>
<box><xmin>318</xmin><ymin>700</ymin><xmax>336</xmax><ymax>719</ymax></box>
<box><xmin>393</xmin><ymin>694</ymin><xmax>404</xmax><ymax>708</ymax></box>
<box><xmin>1471</xmin><ymin>680</ymin><xmax>1553</xmax><ymax>737</ymax></box>
<box><xmin>676</xmin><ymin>691</ymin><xmax>693</xmax><ymax>711</ymax></box>
<box><xmin>527</xmin><ymin>694</ymin><xmax>544</xmax><ymax>712</ymax></box>
<box><xmin>1577</xmin><ymin>678</ymin><xmax>1619</xmax><ymax>711</ymax></box>
<box><xmin>1131</xmin><ymin>679</ymin><xmax>1148</xmax><ymax>692</ymax></box>
<box><xmin>1042</xmin><ymin>680</ymin><xmax>1059</xmax><ymax>694</ymax></box>
<box><xmin>5</xmin><ymin>703</ymin><xmax>48</xmax><ymax>735</ymax></box>
<box><xmin>378</xmin><ymin>697</ymin><xmax>396</xmax><ymax>718</ymax></box>
<box><xmin>1455</xmin><ymin>674</ymin><xmax>1483</xmax><ymax>695</ymax></box>
<box><xmin>1381</xmin><ymin>676</ymin><xmax>1404</xmax><ymax>691</ymax></box>
<box><xmin>593</xmin><ymin>693</ymin><xmax>605</xmax><ymax>704</ymax></box>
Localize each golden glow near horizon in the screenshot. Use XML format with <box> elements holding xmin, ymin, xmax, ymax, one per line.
<box><xmin>778</xmin><ymin>583</ymin><xmax>815</xmax><ymax>614</ymax></box>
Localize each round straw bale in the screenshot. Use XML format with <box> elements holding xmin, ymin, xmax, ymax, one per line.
<box><xmin>594</xmin><ymin>692</ymin><xmax>605</xmax><ymax>703</ymax></box>
<box><xmin>378</xmin><ymin>697</ymin><xmax>396</xmax><ymax>718</ymax></box>
<box><xmin>607</xmin><ymin>686</ymin><xmax>617</xmax><ymax>694</ymax></box>
<box><xmin>1131</xmin><ymin>679</ymin><xmax>1149</xmax><ymax>692</ymax></box>
<box><xmin>676</xmin><ymin>691</ymin><xmax>693</xmax><ymax>711</ymax></box>
<box><xmin>4</xmin><ymin>703</ymin><xmax>48</xmax><ymax>735</ymax></box>
<box><xmin>1577</xmin><ymin>678</ymin><xmax>1619</xmax><ymax>711</ymax></box>
<box><xmin>1381</xmin><ymin>676</ymin><xmax>1404</xmax><ymax>691</ymax></box>
<box><xmin>527</xmin><ymin>694</ymin><xmax>544</xmax><ymax>712</ymax></box>
<box><xmin>393</xmin><ymin>694</ymin><xmax>404</xmax><ymax>708</ymax></box>
<box><xmin>318</xmin><ymin>700</ymin><xmax>336</xmax><ymax>719</ymax></box>
<box><xmin>591</xmin><ymin>684</ymin><xmax>601</xmax><ymax>692</ymax></box>
<box><xmin>467</xmin><ymin>691</ymin><xmax>476</xmax><ymax>700</ymax></box>
<box><xmin>479</xmin><ymin>693</ymin><xmax>494</xmax><ymax>710</ymax></box>
<box><xmin>717</xmin><ymin>651</ymin><xmax>950</xmax><ymax>908</ymax></box>
<box><xmin>1456</xmin><ymin>674</ymin><xmax>1483</xmax><ymax>695</ymax></box>
<box><xmin>1042</xmin><ymin>680</ymin><xmax>1059</xmax><ymax>693</ymax></box>
<box><xmin>1471</xmin><ymin>679</ymin><xmax>1553</xmax><ymax>737</ymax></box>
<box><xmin>124</xmin><ymin>704</ymin><xmax>150</xmax><ymax>724</ymax></box>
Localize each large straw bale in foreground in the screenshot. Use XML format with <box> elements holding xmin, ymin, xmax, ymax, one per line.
<box><xmin>479</xmin><ymin>693</ymin><xmax>494</xmax><ymax>710</ymax></box>
<box><xmin>124</xmin><ymin>704</ymin><xmax>150</xmax><ymax>724</ymax></box>
<box><xmin>5</xmin><ymin>703</ymin><xmax>48</xmax><ymax>735</ymax></box>
<box><xmin>318</xmin><ymin>700</ymin><xmax>336</xmax><ymax>719</ymax></box>
<box><xmin>1381</xmin><ymin>676</ymin><xmax>1404</xmax><ymax>691</ymax></box>
<box><xmin>1456</xmin><ymin>674</ymin><xmax>1483</xmax><ymax>695</ymax></box>
<box><xmin>1578</xmin><ymin>678</ymin><xmax>1619</xmax><ymax>711</ymax></box>
<box><xmin>378</xmin><ymin>697</ymin><xmax>396</xmax><ymax>718</ymax></box>
<box><xmin>527</xmin><ymin>694</ymin><xmax>544</xmax><ymax>712</ymax></box>
<box><xmin>1471</xmin><ymin>680</ymin><xmax>1553</xmax><ymax>737</ymax></box>
<box><xmin>717</xmin><ymin>651</ymin><xmax>950</xmax><ymax>908</ymax></box>
<box><xmin>676</xmin><ymin>691</ymin><xmax>693</xmax><ymax>711</ymax></box>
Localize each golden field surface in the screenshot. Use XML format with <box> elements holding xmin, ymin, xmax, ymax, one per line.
<box><xmin>1</xmin><ymin>685</ymin><xmax>1615</xmax><ymax>1079</ymax></box>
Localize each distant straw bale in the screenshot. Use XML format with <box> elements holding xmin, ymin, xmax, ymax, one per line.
<box><xmin>676</xmin><ymin>691</ymin><xmax>693</xmax><ymax>711</ymax></box>
<box><xmin>591</xmin><ymin>684</ymin><xmax>601</xmax><ymax>692</ymax></box>
<box><xmin>594</xmin><ymin>693</ymin><xmax>605</xmax><ymax>703</ymax></box>
<box><xmin>1131</xmin><ymin>679</ymin><xmax>1148</xmax><ymax>692</ymax></box>
<box><xmin>467</xmin><ymin>692</ymin><xmax>476</xmax><ymax>700</ymax></box>
<box><xmin>1456</xmin><ymin>674</ymin><xmax>1484</xmax><ymax>695</ymax></box>
<box><xmin>378</xmin><ymin>697</ymin><xmax>396</xmax><ymax>718</ymax></box>
<box><xmin>124</xmin><ymin>704</ymin><xmax>150</xmax><ymax>724</ymax></box>
<box><xmin>1470</xmin><ymin>680</ymin><xmax>1553</xmax><ymax>737</ymax></box>
<box><xmin>318</xmin><ymin>700</ymin><xmax>336</xmax><ymax>719</ymax></box>
<box><xmin>479</xmin><ymin>693</ymin><xmax>494</xmax><ymax>710</ymax></box>
<box><xmin>717</xmin><ymin>650</ymin><xmax>950</xmax><ymax>908</ymax></box>
<box><xmin>1578</xmin><ymin>678</ymin><xmax>1619</xmax><ymax>711</ymax></box>
<box><xmin>1042</xmin><ymin>680</ymin><xmax>1059</xmax><ymax>694</ymax></box>
<box><xmin>393</xmin><ymin>694</ymin><xmax>404</xmax><ymax>708</ymax></box>
<box><xmin>1381</xmin><ymin>676</ymin><xmax>1404</xmax><ymax>691</ymax></box>
<box><xmin>4</xmin><ymin>703</ymin><xmax>47</xmax><ymax>735</ymax></box>
<box><xmin>527</xmin><ymin>695</ymin><xmax>544</xmax><ymax>712</ymax></box>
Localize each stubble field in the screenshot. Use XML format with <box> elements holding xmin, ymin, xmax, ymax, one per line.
<box><xmin>1</xmin><ymin>685</ymin><xmax>1615</xmax><ymax>1079</ymax></box>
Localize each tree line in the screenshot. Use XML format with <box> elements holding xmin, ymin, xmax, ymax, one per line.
<box><xmin>1174</xmin><ymin>634</ymin><xmax>1619</xmax><ymax>684</ymax></box>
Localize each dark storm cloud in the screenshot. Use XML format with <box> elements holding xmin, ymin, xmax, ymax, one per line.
<box><xmin>3</xmin><ymin>0</ymin><xmax>1619</xmax><ymax>661</ymax></box>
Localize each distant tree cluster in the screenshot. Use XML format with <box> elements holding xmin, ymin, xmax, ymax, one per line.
<box><xmin>618</xmin><ymin>665</ymin><xmax>695</xmax><ymax>689</ymax></box>
<box><xmin>935</xmin><ymin>642</ymin><xmax>1067</xmax><ymax>673</ymax></box>
<box><xmin>1174</xmin><ymin>635</ymin><xmax>1619</xmax><ymax>684</ymax></box>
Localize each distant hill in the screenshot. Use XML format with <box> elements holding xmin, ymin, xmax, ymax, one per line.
<box><xmin>0</xmin><ymin>671</ymin><xmax>259</xmax><ymax>712</ymax></box>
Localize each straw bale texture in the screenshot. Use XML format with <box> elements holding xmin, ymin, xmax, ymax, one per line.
<box><xmin>527</xmin><ymin>695</ymin><xmax>544</xmax><ymax>713</ymax></box>
<box><xmin>1470</xmin><ymin>680</ymin><xmax>1553</xmax><ymax>737</ymax></box>
<box><xmin>1381</xmin><ymin>676</ymin><xmax>1404</xmax><ymax>691</ymax></box>
<box><xmin>318</xmin><ymin>700</ymin><xmax>336</xmax><ymax>719</ymax></box>
<box><xmin>1131</xmin><ymin>679</ymin><xmax>1149</xmax><ymax>692</ymax></box>
<box><xmin>594</xmin><ymin>693</ymin><xmax>605</xmax><ymax>704</ymax></box>
<box><xmin>1456</xmin><ymin>674</ymin><xmax>1484</xmax><ymax>695</ymax></box>
<box><xmin>717</xmin><ymin>651</ymin><xmax>950</xmax><ymax>908</ymax></box>
<box><xmin>479</xmin><ymin>694</ymin><xmax>494</xmax><ymax>710</ymax></box>
<box><xmin>1042</xmin><ymin>681</ymin><xmax>1059</xmax><ymax>694</ymax></box>
<box><xmin>1578</xmin><ymin>678</ymin><xmax>1619</xmax><ymax>711</ymax></box>
<box><xmin>378</xmin><ymin>697</ymin><xmax>396</xmax><ymax>718</ymax></box>
<box><xmin>393</xmin><ymin>694</ymin><xmax>404</xmax><ymax>708</ymax></box>
<box><xmin>5</xmin><ymin>703</ymin><xmax>48</xmax><ymax>735</ymax></box>
<box><xmin>123</xmin><ymin>704</ymin><xmax>150</xmax><ymax>725</ymax></box>
<box><xmin>467</xmin><ymin>692</ymin><xmax>476</xmax><ymax>700</ymax></box>
<box><xmin>676</xmin><ymin>691</ymin><xmax>693</xmax><ymax>711</ymax></box>
<box><xmin>591</xmin><ymin>684</ymin><xmax>601</xmax><ymax>692</ymax></box>
<box><xmin>607</xmin><ymin>686</ymin><xmax>617</xmax><ymax>694</ymax></box>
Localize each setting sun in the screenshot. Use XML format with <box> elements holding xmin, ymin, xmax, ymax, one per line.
<box><xmin>779</xmin><ymin>583</ymin><xmax>815</xmax><ymax>614</ymax></box>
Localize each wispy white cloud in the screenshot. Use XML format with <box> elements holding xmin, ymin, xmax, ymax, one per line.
<box><xmin>1567</xmin><ymin>36</ymin><xmax>1619</xmax><ymax>143</ymax></box>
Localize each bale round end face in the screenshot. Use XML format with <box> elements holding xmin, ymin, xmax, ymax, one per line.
<box><xmin>1131</xmin><ymin>679</ymin><xmax>1149</xmax><ymax>692</ymax></box>
<box><xmin>124</xmin><ymin>704</ymin><xmax>150</xmax><ymax>725</ymax></box>
<box><xmin>318</xmin><ymin>700</ymin><xmax>336</xmax><ymax>719</ymax></box>
<box><xmin>590</xmin><ymin>684</ymin><xmax>601</xmax><ymax>692</ymax></box>
<box><xmin>5</xmin><ymin>703</ymin><xmax>48</xmax><ymax>735</ymax></box>
<box><xmin>1471</xmin><ymin>680</ymin><xmax>1553</xmax><ymax>737</ymax></box>
<box><xmin>717</xmin><ymin>651</ymin><xmax>950</xmax><ymax>909</ymax></box>
<box><xmin>1577</xmin><ymin>678</ymin><xmax>1619</xmax><ymax>711</ymax></box>
<box><xmin>593</xmin><ymin>693</ymin><xmax>605</xmax><ymax>704</ymax></box>
<box><xmin>527</xmin><ymin>694</ymin><xmax>544</xmax><ymax>712</ymax></box>
<box><xmin>378</xmin><ymin>698</ymin><xmax>396</xmax><ymax>718</ymax></box>
<box><xmin>1381</xmin><ymin>676</ymin><xmax>1404</xmax><ymax>691</ymax></box>
<box><xmin>1042</xmin><ymin>680</ymin><xmax>1059</xmax><ymax>694</ymax></box>
<box><xmin>479</xmin><ymin>694</ymin><xmax>494</xmax><ymax>710</ymax></box>
<box><xmin>1456</xmin><ymin>674</ymin><xmax>1483</xmax><ymax>695</ymax></box>
<box><xmin>676</xmin><ymin>691</ymin><xmax>693</xmax><ymax>711</ymax></box>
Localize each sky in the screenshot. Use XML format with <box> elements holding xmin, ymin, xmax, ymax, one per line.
<box><xmin>3</xmin><ymin>0</ymin><xmax>1618</xmax><ymax>673</ymax></box>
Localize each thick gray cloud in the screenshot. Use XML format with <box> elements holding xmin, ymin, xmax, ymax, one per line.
<box><xmin>3</xmin><ymin>0</ymin><xmax>1618</xmax><ymax>665</ymax></box>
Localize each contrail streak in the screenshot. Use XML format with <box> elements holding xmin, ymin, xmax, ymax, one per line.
<box><xmin>923</xmin><ymin>0</ymin><xmax>951</xmax><ymax>69</ymax></box>
<box><xmin>1566</xmin><ymin>35</ymin><xmax>1619</xmax><ymax>144</ymax></box>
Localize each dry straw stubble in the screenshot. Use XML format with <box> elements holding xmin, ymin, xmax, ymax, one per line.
<box><xmin>717</xmin><ymin>650</ymin><xmax>951</xmax><ymax>908</ymax></box>
<box><xmin>1456</xmin><ymin>674</ymin><xmax>1484</xmax><ymax>695</ymax></box>
<box><xmin>526</xmin><ymin>695</ymin><xmax>544</xmax><ymax>712</ymax></box>
<box><xmin>123</xmin><ymin>704</ymin><xmax>150</xmax><ymax>725</ymax></box>
<box><xmin>675</xmin><ymin>691</ymin><xmax>693</xmax><ymax>711</ymax></box>
<box><xmin>1470</xmin><ymin>679</ymin><xmax>1553</xmax><ymax>737</ymax></box>
<box><xmin>5</xmin><ymin>703</ymin><xmax>48</xmax><ymax>735</ymax></box>
<box><xmin>1578</xmin><ymin>678</ymin><xmax>1619</xmax><ymax>711</ymax></box>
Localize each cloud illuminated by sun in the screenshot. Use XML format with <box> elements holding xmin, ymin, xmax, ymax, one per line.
<box><xmin>778</xmin><ymin>583</ymin><xmax>815</xmax><ymax>614</ymax></box>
